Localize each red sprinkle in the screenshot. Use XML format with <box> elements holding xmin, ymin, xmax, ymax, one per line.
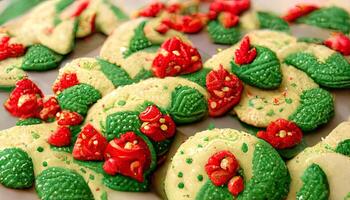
<box><xmin>324</xmin><ymin>32</ymin><xmax>350</xmax><ymax>56</ymax></box>
<box><xmin>228</xmin><ymin>176</ymin><xmax>244</xmax><ymax>196</ymax></box>
<box><xmin>152</xmin><ymin>37</ymin><xmax>202</xmax><ymax>78</ymax></box>
<box><xmin>234</xmin><ymin>36</ymin><xmax>257</xmax><ymax>65</ymax></box>
<box><xmin>206</xmin><ymin>65</ymin><xmax>243</xmax><ymax>117</ymax></box>
<box><xmin>56</xmin><ymin>110</ymin><xmax>84</xmax><ymax>126</ymax></box>
<box><xmin>138</xmin><ymin>2</ymin><xmax>165</xmax><ymax>17</ymax></box>
<box><xmin>73</xmin><ymin>124</ymin><xmax>108</xmax><ymax>161</ymax></box>
<box><xmin>0</xmin><ymin>36</ymin><xmax>25</xmax><ymax>61</ymax></box>
<box><xmin>48</xmin><ymin>126</ymin><xmax>71</xmax><ymax>147</ymax></box>
<box><xmin>257</xmin><ymin>118</ymin><xmax>303</xmax><ymax>149</ymax></box>
<box><xmin>282</xmin><ymin>4</ymin><xmax>319</xmax><ymax>23</ymax></box>
<box><xmin>39</xmin><ymin>97</ymin><xmax>61</xmax><ymax>121</ymax></box>
<box><xmin>103</xmin><ymin>132</ymin><xmax>151</xmax><ymax>182</ymax></box>
<box><xmin>139</xmin><ymin>105</ymin><xmax>176</xmax><ymax>142</ymax></box>
<box><xmin>52</xmin><ymin>72</ymin><xmax>79</xmax><ymax>94</ymax></box>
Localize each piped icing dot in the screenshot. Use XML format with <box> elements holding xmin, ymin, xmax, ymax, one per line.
<box><xmin>37</xmin><ymin>147</ymin><xmax>44</xmax><ymax>152</ymax></box>
<box><xmin>241</xmin><ymin>143</ymin><xmax>248</xmax><ymax>153</ymax></box>
<box><xmin>197</xmin><ymin>175</ymin><xmax>203</xmax><ymax>182</ymax></box>
<box><xmin>178</xmin><ymin>172</ymin><xmax>183</xmax><ymax>178</ymax></box>
<box><xmin>186</xmin><ymin>158</ymin><xmax>193</xmax><ymax>164</ymax></box>
<box><xmin>178</xmin><ymin>182</ymin><xmax>185</xmax><ymax>189</ymax></box>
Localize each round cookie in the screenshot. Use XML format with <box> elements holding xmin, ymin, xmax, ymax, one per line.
<box><xmin>165</xmin><ymin>128</ymin><xmax>290</xmax><ymax>200</ymax></box>
<box><xmin>287</xmin><ymin>120</ymin><xmax>350</xmax><ymax>200</ymax></box>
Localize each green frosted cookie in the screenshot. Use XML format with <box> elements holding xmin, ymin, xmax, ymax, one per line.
<box><xmin>256</xmin><ymin>11</ymin><xmax>290</xmax><ymax>32</ymax></box>
<box><xmin>207</xmin><ymin>20</ymin><xmax>241</xmax><ymax>45</ymax></box>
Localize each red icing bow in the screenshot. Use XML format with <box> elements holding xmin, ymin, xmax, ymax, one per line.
<box><xmin>282</xmin><ymin>4</ymin><xmax>319</xmax><ymax>23</ymax></box>
<box><xmin>103</xmin><ymin>132</ymin><xmax>151</xmax><ymax>182</ymax></box>
<box><xmin>48</xmin><ymin>126</ymin><xmax>72</xmax><ymax>147</ymax></box>
<box><xmin>324</xmin><ymin>32</ymin><xmax>350</xmax><ymax>56</ymax></box>
<box><xmin>152</xmin><ymin>37</ymin><xmax>202</xmax><ymax>78</ymax></box>
<box><xmin>138</xmin><ymin>2</ymin><xmax>166</xmax><ymax>17</ymax></box>
<box><xmin>158</xmin><ymin>13</ymin><xmax>207</xmax><ymax>34</ymax></box>
<box><xmin>39</xmin><ymin>97</ymin><xmax>61</xmax><ymax>121</ymax></box>
<box><xmin>0</xmin><ymin>36</ymin><xmax>25</xmax><ymax>61</ymax></box>
<box><xmin>234</xmin><ymin>36</ymin><xmax>257</xmax><ymax>65</ymax></box>
<box><xmin>52</xmin><ymin>72</ymin><xmax>79</xmax><ymax>94</ymax></box>
<box><xmin>56</xmin><ymin>110</ymin><xmax>84</xmax><ymax>126</ymax></box>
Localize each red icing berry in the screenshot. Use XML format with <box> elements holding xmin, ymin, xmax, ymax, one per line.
<box><xmin>73</xmin><ymin>124</ymin><xmax>108</xmax><ymax>161</ymax></box>
<box><xmin>161</xmin><ymin>14</ymin><xmax>206</xmax><ymax>34</ymax></box>
<box><xmin>139</xmin><ymin>105</ymin><xmax>176</xmax><ymax>142</ymax></box>
<box><xmin>282</xmin><ymin>4</ymin><xmax>319</xmax><ymax>23</ymax></box>
<box><xmin>257</xmin><ymin>118</ymin><xmax>303</xmax><ymax>149</ymax></box>
<box><xmin>152</xmin><ymin>37</ymin><xmax>202</xmax><ymax>78</ymax></box>
<box><xmin>206</xmin><ymin>66</ymin><xmax>243</xmax><ymax>117</ymax></box>
<box><xmin>166</xmin><ymin>3</ymin><xmax>181</xmax><ymax>13</ymax></box>
<box><xmin>218</xmin><ymin>12</ymin><xmax>239</xmax><ymax>28</ymax></box>
<box><xmin>48</xmin><ymin>126</ymin><xmax>71</xmax><ymax>147</ymax></box>
<box><xmin>234</xmin><ymin>36</ymin><xmax>257</xmax><ymax>65</ymax></box>
<box><xmin>324</xmin><ymin>32</ymin><xmax>350</xmax><ymax>56</ymax></box>
<box><xmin>209</xmin><ymin>0</ymin><xmax>250</xmax><ymax>19</ymax></box>
<box><xmin>52</xmin><ymin>72</ymin><xmax>79</xmax><ymax>94</ymax></box>
<box><xmin>228</xmin><ymin>176</ymin><xmax>244</xmax><ymax>196</ymax></box>
<box><xmin>103</xmin><ymin>132</ymin><xmax>151</xmax><ymax>182</ymax></box>
<box><xmin>4</xmin><ymin>79</ymin><xmax>43</xmax><ymax>118</ymax></box>
<box><xmin>0</xmin><ymin>36</ymin><xmax>25</xmax><ymax>61</ymax></box>
<box><xmin>138</xmin><ymin>2</ymin><xmax>165</xmax><ymax>17</ymax></box>
<box><xmin>205</xmin><ymin>151</ymin><xmax>239</xmax><ymax>186</ymax></box>
<box><xmin>155</xmin><ymin>23</ymin><xmax>170</xmax><ymax>34</ymax></box>
<box><xmin>39</xmin><ymin>97</ymin><xmax>61</xmax><ymax>121</ymax></box>
<box><xmin>56</xmin><ymin>110</ymin><xmax>84</xmax><ymax>126</ymax></box>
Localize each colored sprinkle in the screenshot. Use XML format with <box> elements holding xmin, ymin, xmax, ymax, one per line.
<box><xmin>117</xmin><ymin>100</ymin><xmax>126</xmax><ymax>106</ymax></box>
<box><xmin>37</xmin><ymin>146</ymin><xmax>44</xmax><ymax>152</ymax></box>
<box><xmin>248</xmin><ymin>99</ymin><xmax>254</xmax><ymax>107</ymax></box>
<box><xmin>163</xmin><ymin>86</ymin><xmax>168</xmax><ymax>90</ymax></box>
<box><xmin>178</xmin><ymin>182</ymin><xmax>185</xmax><ymax>189</ymax></box>
<box><xmin>31</xmin><ymin>131</ymin><xmax>40</xmax><ymax>139</ymax></box>
<box><xmin>204</xmin><ymin>137</ymin><xmax>209</xmax><ymax>141</ymax></box>
<box><xmin>241</xmin><ymin>143</ymin><xmax>248</xmax><ymax>153</ymax></box>
<box><xmin>266</xmin><ymin>109</ymin><xmax>275</xmax><ymax>116</ymax></box>
<box><xmin>208</xmin><ymin>123</ymin><xmax>215</xmax><ymax>130</ymax></box>
<box><xmin>279</xmin><ymin>108</ymin><xmax>284</xmax><ymax>113</ymax></box>
<box><xmin>197</xmin><ymin>175</ymin><xmax>203</xmax><ymax>182</ymax></box>
<box><xmin>80</xmin><ymin>168</ymin><xmax>87</xmax><ymax>174</ymax></box>
<box><xmin>291</xmin><ymin>83</ymin><xmax>297</xmax><ymax>88</ymax></box>
<box><xmin>42</xmin><ymin>161</ymin><xmax>48</xmax><ymax>167</ymax></box>
<box><xmin>178</xmin><ymin>172</ymin><xmax>183</xmax><ymax>178</ymax></box>
<box><xmin>186</xmin><ymin>158</ymin><xmax>193</xmax><ymax>164</ymax></box>
<box><xmin>285</xmin><ymin>98</ymin><xmax>293</xmax><ymax>104</ymax></box>
<box><xmin>89</xmin><ymin>174</ymin><xmax>95</xmax><ymax>180</ymax></box>
<box><xmin>257</xmin><ymin>106</ymin><xmax>264</xmax><ymax>110</ymax></box>
<box><xmin>197</xmin><ymin>144</ymin><xmax>203</xmax><ymax>148</ymax></box>
<box><xmin>180</xmin><ymin>150</ymin><xmax>184</xmax><ymax>155</ymax></box>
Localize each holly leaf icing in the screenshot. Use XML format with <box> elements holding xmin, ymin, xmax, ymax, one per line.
<box><xmin>297</xmin><ymin>37</ymin><xmax>323</xmax><ymax>44</ymax></box>
<box><xmin>180</xmin><ymin>68</ymin><xmax>211</xmax><ymax>88</ymax></box>
<box><xmin>124</xmin><ymin>21</ymin><xmax>153</xmax><ymax>57</ymax></box>
<box><xmin>195</xmin><ymin>180</ymin><xmax>232</xmax><ymax>200</ymax></box>
<box><xmin>35</xmin><ymin>167</ymin><xmax>94</xmax><ymax>200</ymax></box>
<box><xmin>231</xmin><ymin>46</ymin><xmax>282</xmax><ymax>89</ymax></box>
<box><xmin>16</xmin><ymin>118</ymin><xmax>42</xmax><ymax>126</ymax></box>
<box><xmin>277</xmin><ymin>139</ymin><xmax>307</xmax><ymax>159</ymax></box>
<box><xmin>105</xmin><ymin>111</ymin><xmax>141</xmax><ymax>140</ymax></box>
<box><xmin>103</xmin><ymin>174</ymin><xmax>150</xmax><ymax>192</ymax></box>
<box><xmin>335</xmin><ymin>139</ymin><xmax>350</xmax><ymax>157</ymax></box>
<box><xmin>151</xmin><ymin>138</ymin><xmax>173</xmax><ymax>156</ymax></box>
<box><xmin>0</xmin><ymin>148</ymin><xmax>34</xmax><ymax>189</ymax></box>
<box><xmin>289</xmin><ymin>88</ymin><xmax>334</xmax><ymax>132</ymax></box>
<box><xmin>296</xmin><ymin>6</ymin><xmax>350</xmax><ymax>33</ymax></box>
<box><xmin>57</xmin><ymin>83</ymin><xmax>102</xmax><ymax>116</ymax></box>
<box><xmin>168</xmin><ymin>86</ymin><xmax>207</xmax><ymax>124</ymax></box>
<box><xmin>133</xmin><ymin>68</ymin><xmax>153</xmax><ymax>83</ymax></box>
<box><xmin>207</xmin><ymin>20</ymin><xmax>241</xmax><ymax>45</ymax></box>
<box><xmin>55</xmin><ymin>0</ymin><xmax>74</xmax><ymax>12</ymax></box>
<box><xmin>284</xmin><ymin>52</ymin><xmax>350</xmax><ymax>88</ymax></box>
<box><xmin>296</xmin><ymin>164</ymin><xmax>329</xmax><ymax>200</ymax></box>
<box><xmin>257</xmin><ymin>11</ymin><xmax>290</xmax><ymax>32</ymax></box>
<box><xmin>98</xmin><ymin>59</ymin><xmax>134</xmax><ymax>87</ymax></box>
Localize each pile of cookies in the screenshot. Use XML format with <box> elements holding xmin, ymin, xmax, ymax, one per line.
<box><xmin>0</xmin><ymin>0</ymin><xmax>349</xmax><ymax>200</ymax></box>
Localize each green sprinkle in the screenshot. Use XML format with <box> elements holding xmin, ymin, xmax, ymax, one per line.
<box><xmin>197</xmin><ymin>144</ymin><xmax>203</xmax><ymax>148</ymax></box>
<box><xmin>37</xmin><ymin>147</ymin><xmax>44</xmax><ymax>152</ymax></box>
<box><xmin>248</xmin><ymin>99</ymin><xmax>254</xmax><ymax>107</ymax></box>
<box><xmin>178</xmin><ymin>182</ymin><xmax>185</xmax><ymax>189</ymax></box>
<box><xmin>208</xmin><ymin>123</ymin><xmax>215</xmax><ymax>130</ymax></box>
<box><xmin>204</xmin><ymin>137</ymin><xmax>209</xmax><ymax>141</ymax></box>
<box><xmin>241</xmin><ymin>143</ymin><xmax>248</xmax><ymax>153</ymax></box>
<box><xmin>279</xmin><ymin>108</ymin><xmax>284</xmax><ymax>113</ymax></box>
<box><xmin>31</xmin><ymin>131</ymin><xmax>40</xmax><ymax>139</ymax></box>
<box><xmin>178</xmin><ymin>172</ymin><xmax>183</xmax><ymax>178</ymax></box>
<box><xmin>267</xmin><ymin>109</ymin><xmax>275</xmax><ymax>116</ymax></box>
<box><xmin>117</xmin><ymin>100</ymin><xmax>126</xmax><ymax>106</ymax></box>
<box><xmin>163</xmin><ymin>86</ymin><xmax>168</xmax><ymax>90</ymax></box>
<box><xmin>285</xmin><ymin>98</ymin><xmax>293</xmax><ymax>104</ymax></box>
<box><xmin>257</xmin><ymin>106</ymin><xmax>264</xmax><ymax>110</ymax></box>
<box><xmin>42</xmin><ymin>161</ymin><xmax>48</xmax><ymax>167</ymax></box>
<box><xmin>197</xmin><ymin>175</ymin><xmax>203</xmax><ymax>182</ymax></box>
<box><xmin>186</xmin><ymin>158</ymin><xmax>193</xmax><ymax>164</ymax></box>
<box><xmin>80</xmin><ymin>168</ymin><xmax>87</xmax><ymax>174</ymax></box>
<box><xmin>89</xmin><ymin>174</ymin><xmax>95</xmax><ymax>180</ymax></box>
<box><xmin>291</xmin><ymin>83</ymin><xmax>297</xmax><ymax>88</ymax></box>
<box><xmin>180</xmin><ymin>150</ymin><xmax>184</xmax><ymax>155</ymax></box>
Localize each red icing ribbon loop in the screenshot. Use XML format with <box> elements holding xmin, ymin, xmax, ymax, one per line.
<box><xmin>52</xmin><ymin>72</ymin><xmax>79</xmax><ymax>94</ymax></box>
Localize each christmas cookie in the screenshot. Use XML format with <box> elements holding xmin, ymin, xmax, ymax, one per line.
<box><xmin>206</xmin><ymin>0</ymin><xmax>289</xmax><ymax>45</ymax></box>
<box><xmin>287</xmin><ymin>120</ymin><xmax>350</xmax><ymax>199</ymax></box>
<box><xmin>165</xmin><ymin>128</ymin><xmax>290</xmax><ymax>200</ymax></box>
<box><xmin>283</xmin><ymin>4</ymin><xmax>350</xmax><ymax>34</ymax></box>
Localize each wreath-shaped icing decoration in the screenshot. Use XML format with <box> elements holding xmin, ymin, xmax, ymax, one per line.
<box><xmin>165</xmin><ymin>128</ymin><xmax>290</xmax><ymax>200</ymax></box>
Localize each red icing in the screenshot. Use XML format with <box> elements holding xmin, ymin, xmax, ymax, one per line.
<box><xmin>234</xmin><ymin>36</ymin><xmax>257</xmax><ymax>65</ymax></box>
<box><xmin>257</xmin><ymin>118</ymin><xmax>303</xmax><ymax>149</ymax></box>
<box><xmin>0</xmin><ymin>36</ymin><xmax>25</xmax><ymax>61</ymax></box>
<box><xmin>52</xmin><ymin>72</ymin><xmax>79</xmax><ymax>94</ymax></box>
<box><xmin>160</xmin><ymin>14</ymin><xmax>207</xmax><ymax>34</ymax></box>
<box><xmin>4</xmin><ymin>79</ymin><xmax>43</xmax><ymax>119</ymax></box>
<box><xmin>283</xmin><ymin>4</ymin><xmax>319</xmax><ymax>23</ymax></box>
<box><xmin>206</xmin><ymin>66</ymin><xmax>243</xmax><ymax>117</ymax></box>
<box><xmin>152</xmin><ymin>37</ymin><xmax>202</xmax><ymax>78</ymax></box>
<box><xmin>324</xmin><ymin>32</ymin><xmax>350</xmax><ymax>56</ymax></box>
<box><xmin>138</xmin><ymin>2</ymin><xmax>166</xmax><ymax>17</ymax></box>
<box><xmin>139</xmin><ymin>105</ymin><xmax>176</xmax><ymax>142</ymax></box>
<box><xmin>73</xmin><ymin>124</ymin><xmax>108</xmax><ymax>161</ymax></box>
<box><xmin>39</xmin><ymin>97</ymin><xmax>61</xmax><ymax>121</ymax></box>
<box><xmin>218</xmin><ymin>12</ymin><xmax>239</xmax><ymax>28</ymax></box>
<box><xmin>103</xmin><ymin>132</ymin><xmax>151</xmax><ymax>182</ymax></box>
<box><xmin>70</xmin><ymin>0</ymin><xmax>90</xmax><ymax>18</ymax></box>
<box><xmin>56</xmin><ymin>110</ymin><xmax>83</xmax><ymax>126</ymax></box>
<box><xmin>48</xmin><ymin>126</ymin><xmax>71</xmax><ymax>147</ymax></box>
<box><xmin>228</xmin><ymin>176</ymin><xmax>244</xmax><ymax>196</ymax></box>
<box><xmin>208</xmin><ymin>0</ymin><xmax>250</xmax><ymax>23</ymax></box>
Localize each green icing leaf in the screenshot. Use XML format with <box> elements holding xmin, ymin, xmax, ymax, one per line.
<box><xmin>237</xmin><ymin>141</ymin><xmax>290</xmax><ymax>200</ymax></box>
<box><xmin>196</xmin><ymin>180</ymin><xmax>232</xmax><ymax>200</ymax></box>
<box><xmin>231</xmin><ymin>46</ymin><xmax>282</xmax><ymax>89</ymax></box>
<box><xmin>105</xmin><ymin>111</ymin><xmax>141</xmax><ymax>140</ymax></box>
<box><xmin>152</xmin><ymin>137</ymin><xmax>173</xmax><ymax>156</ymax></box>
<box><xmin>0</xmin><ymin>0</ymin><xmax>42</xmax><ymax>25</ymax></box>
<box><xmin>21</xmin><ymin>44</ymin><xmax>63</xmax><ymax>71</ymax></box>
<box><xmin>168</xmin><ymin>86</ymin><xmax>207</xmax><ymax>124</ymax></box>
<box><xmin>277</xmin><ymin>139</ymin><xmax>307</xmax><ymax>159</ymax></box>
<box><xmin>103</xmin><ymin>174</ymin><xmax>150</xmax><ymax>192</ymax></box>
<box><xmin>98</xmin><ymin>58</ymin><xmax>134</xmax><ymax>87</ymax></box>
<box><xmin>335</xmin><ymin>139</ymin><xmax>350</xmax><ymax>156</ymax></box>
<box><xmin>103</xmin><ymin>0</ymin><xmax>128</xmax><ymax>20</ymax></box>
<box><xmin>257</xmin><ymin>11</ymin><xmax>290</xmax><ymax>32</ymax></box>
<box><xmin>57</xmin><ymin>83</ymin><xmax>102</xmax><ymax>116</ymax></box>
<box><xmin>55</xmin><ymin>0</ymin><xmax>74</xmax><ymax>12</ymax></box>
<box><xmin>35</xmin><ymin>167</ymin><xmax>94</xmax><ymax>200</ymax></box>
<box><xmin>124</xmin><ymin>21</ymin><xmax>153</xmax><ymax>57</ymax></box>
<box><xmin>297</xmin><ymin>37</ymin><xmax>323</xmax><ymax>44</ymax></box>
<box><xmin>296</xmin><ymin>164</ymin><xmax>329</xmax><ymax>200</ymax></box>
<box><xmin>207</xmin><ymin>20</ymin><xmax>241</xmax><ymax>45</ymax></box>
<box><xmin>296</xmin><ymin>6</ymin><xmax>350</xmax><ymax>33</ymax></box>
<box><xmin>285</xmin><ymin>52</ymin><xmax>350</xmax><ymax>88</ymax></box>
<box><xmin>180</xmin><ymin>68</ymin><xmax>211</xmax><ymax>88</ymax></box>
<box><xmin>133</xmin><ymin>68</ymin><xmax>154</xmax><ymax>83</ymax></box>
<box><xmin>0</xmin><ymin>148</ymin><xmax>34</xmax><ymax>189</ymax></box>
<box><xmin>16</xmin><ymin>118</ymin><xmax>42</xmax><ymax>126</ymax></box>
<box><xmin>289</xmin><ymin>88</ymin><xmax>334</xmax><ymax>131</ymax></box>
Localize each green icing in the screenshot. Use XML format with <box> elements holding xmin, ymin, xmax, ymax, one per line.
<box><xmin>231</xmin><ymin>46</ymin><xmax>282</xmax><ymax>89</ymax></box>
<box><xmin>257</xmin><ymin>11</ymin><xmax>290</xmax><ymax>32</ymax></box>
<box><xmin>196</xmin><ymin>180</ymin><xmax>232</xmax><ymax>200</ymax></box>
<box><xmin>0</xmin><ymin>148</ymin><xmax>34</xmax><ymax>189</ymax></box>
<box><xmin>277</xmin><ymin>139</ymin><xmax>307</xmax><ymax>159</ymax></box>
<box><xmin>98</xmin><ymin>59</ymin><xmax>134</xmax><ymax>87</ymax></box>
<box><xmin>180</xmin><ymin>68</ymin><xmax>211</xmax><ymax>88</ymax></box>
<box><xmin>237</xmin><ymin>141</ymin><xmax>290</xmax><ymax>200</ymax></box>
<box><xmin>105</xmin><ymin>111</ymin><xmax>141</xmax><ymax>140</ymax></box>
<box><xmin>296</xmin><ymin>6</ymin><xmax>350</xmax><ymax>33</ymax></box>
<box><xmin>124</xmin><ymin>21</ymin><xmax>153</xmax><ymax>57</ymax></box>
<box><xmin>57</xmin><ymin>83</ymin><xmax>102</xmax><ymax>116</ymax></box>
<box><xmin>151</xmin><ymin>137</ymin><xmax>173</xmax><ymax>156</ymax></box>
<box><xmin>168</xmin><ymin>86</ymin><xmax>207</xmax><ymax>124</ymax></box>
<box><xmin>21</xmin><ymin>44</ymin><xmax>63</xmax><ymax>71</ymax></box>
<box><xmin>35</xmin><ymin>167</ymin><xmax>94</xmax><ymax>200</ymax></box>
<box><xmin>335</xmin><ymin>139</ymin><xmax>350</xmax><ymax>156</ymax></box>
<box><xmin>289</xmin><ymin>88</ymin><xmax>334</xmax><ymax>131</ymax></box>
<box><xmin>133</xmin><ymin>68</ymin><xmax>154</xmax><ymax>83</ymax></box>
<box><xmin>297</xmin><ymin>37</ymin><xmax>323</xmax><ymax>44</ymax></box>
<box><xmin>107</xmin><ymin>1</ymin><xmax>129</xmax><ymax>20</ymax></box>
<box><xmin>296</xmin><ymin>164</ymin><xmax>329</xmax><ymax>200</ymax></box>
<box><xmin>103</xmin><ymin>174</ymin><xmax>150</xmax><ymax>192</ymax></box>
<box><xmin>241</xmin><ymin>143</ymin><xmax>248</xmax><ymax>153</ymax></box>
<box><xmin>16</xmin><ymin>118</ymin><xmax>42</xmax><ymax>126</ymax></box>
<box><xmin>284</xmin><ymin>52</ymin><xmax>350</xmax><ymax>88</ymax></box>
<box><xmin>207</xmin><ymin>20</ymin><xmax>241</xmax><ymax>45</ymax></box>
<box><xmin>55</xmin><ymin>0</ymin><xmax>74</xmax><ymax>12</ymax></box>
<box><xmin>0</xmin><ymin>0</ymin><xmax>42</xmax><ymax>25</ymax></box>
<box><xmin>0</xmin><ymin>85</ymin><xmax>15</xmax><ymax>92</ymax></box>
